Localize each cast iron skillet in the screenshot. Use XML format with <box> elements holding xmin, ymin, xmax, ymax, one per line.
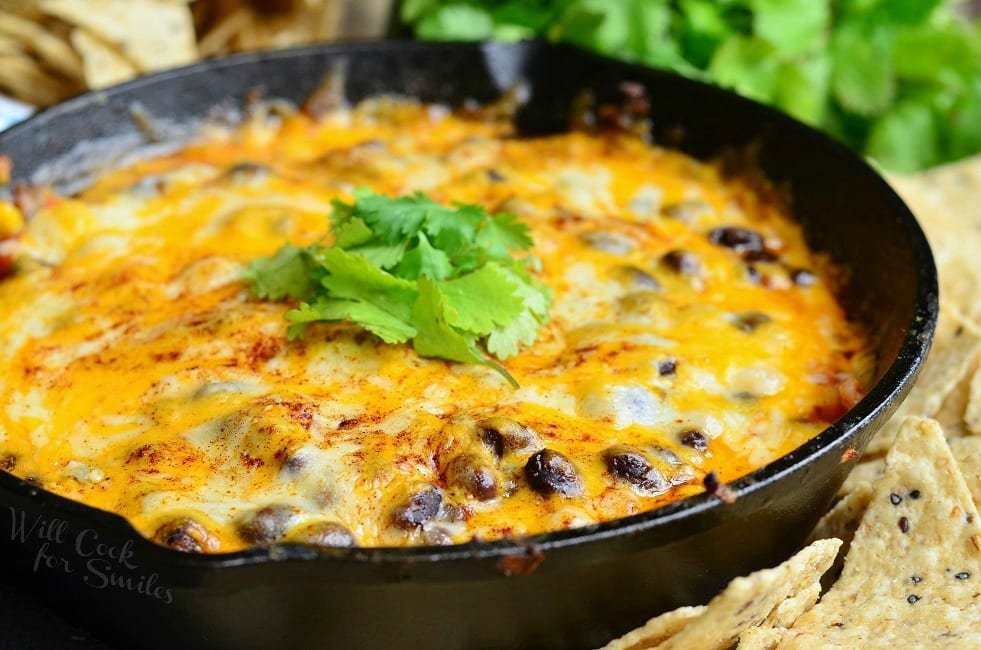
<box><xmin>0</xmin><ymin>41</ymin><xmax>936</xmax><ymax>649</ymax></box>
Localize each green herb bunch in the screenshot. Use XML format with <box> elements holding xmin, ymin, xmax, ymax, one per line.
<box><xmin>401</xmin><ymin>0</ymin><xmax>981</xmax><ymax>172</ymax></box>
<box><xmin>245</xmin><ymin>188</ymin><xmax>552</xmax><ymax>387</ymax></box>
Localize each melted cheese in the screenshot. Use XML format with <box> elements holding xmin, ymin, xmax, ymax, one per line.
<box><xmin>0</xmin><ymin>100</ymin><xmax>869</xmax><ymax>552</ymax></box>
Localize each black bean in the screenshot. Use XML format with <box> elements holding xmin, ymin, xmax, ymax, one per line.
<box><xmin>619</xmin><ymin>290</ymin><xmax>662</xmax><ymax>315</ymax></box>
<box><xmin>898</xmin><ymin>517</ymin><xmax>910</xmax><ymax>533</ymax></box>
<box><xmin>909</xmin><ymin>490</ymin><xmax>921</xmax><ymax>499</ymax></box>
<box><xmin>163</xmin><ymin>529</ymin><xmax>202</xmax><ymax>553</ymax></box>
<box><xmin>732</xmin><ymin>311</ymin><xmax>772</xmax><ymax>332</ymax></box>
<box><xmin>660</xmin><ymin>249</ymin><xmax>700</xmax><ymax>275</ymax></box>
<box><xmin>154</xmin><ymin>518</ymin><xmax>218</xmax><ymax>553</ymax></box>
<box><xmin>890</xmin><ymin>493</ymin><xmax>903</xmax><ymax>505</ymax></box>
<box><xmin>679</xmin><ymin>430</ymin><xmax>709</xmax><ymax>451</ymax></box>
<box><xmin>439</xmin><ymin>503</ymin><xmax>466</xmax><ymax>523</ymax></box>
<box><xmin>478</xmin><ymin>417</ymin><xmax>543</xmax><ymax>457</ymax></box>
<box><xmin>613</xmin><ymin>265</ymin><xmax>661</xmax><ymax>290</ymax></box>
<box><xmin>907</xmin><ymin>594</ymin><xmax>920</xmax><ymax>604</ymax></box>
<box><xmin>422</xmin><ymin>527</ymin><xmax>454</xmax><ymax>546</ymax></box>
<box><xmin>955</xmin><ymin>572</ymin><xmax>970</xmax><ymax>580</ymax></box>
<box><xmin>708</xmin><ymin>226</ymin><xmax>764</xmax><ymax>253</ymax></box>
<box><xmin>446</xmin><ymin>454</ymin><xmax>499</xmax><ymax>501</ymax></box>
<box><xmin>657</xmin><ymin>358</ymin><xmax>677</xmax><ymax>376</ymax></box>
<box><xmin>790</xmin><ymin>268</ymin><xmax>815</xmax><ymax>287</ymax></box>
<box><xmin>604</xmin><ymin>445</ymin><xmax>667</xmax><ymax>495</ymax></box>
<box><xmin>224</xmin><ymin>161</ymin><xmax>271</xmax><ymax>183</ymax></box>
<box><xmin>911</xmin><ymin>575</ymin><xmax>922</xmax><ymax>583</ymax></box>
<box><xmin>237</xmin><ymin>505</ymin><xmax>299</xmax><ymax>544</ymax></box>
<box><xmin>525</xmin><ymin>449</ymin><xmax>584</xmax><ymax>497</ymax></box>
<box><xmin>662</xmin><ymin>200</ymin><xmax>712</xmax><ymax>223</ymax></box>
<box><xmin>743</xmin><ymin>249</ymin><xmax>779</xmax><ymax>263</ymax></box>
<box><xmin>284</xmin><ymin>453</ymin><xmax>307</xmax><ymax>473</ymax></box>
<box><xmin>580</xmin><ymin>231</ymin><xmax>636</xmax><ymax>255</ymax></box>
<box><xmin>288</xmin><ymin>521</ymin><xmax>358</xmax><ymax>548</ymax></box>
<box><xmin>392</xmin><ymin>485</ymin><xmax>443</xmax><ymax>529</ymax></box>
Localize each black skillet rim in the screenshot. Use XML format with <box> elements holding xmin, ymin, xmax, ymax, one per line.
<box><xmin>0</xmin><ymin>39</ymin><xmax>939</xmax><ymax>574</ymax></box>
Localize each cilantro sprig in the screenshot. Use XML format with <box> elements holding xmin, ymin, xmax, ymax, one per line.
<box><xmin>244</xmin><ymin>188</ymin><xmax>551</xmax><ymax>387</ymax></box>
<box><xmin>400</xmin><ymin>0</ymin><xmax>981</xmax><ymax>172</ymax></box>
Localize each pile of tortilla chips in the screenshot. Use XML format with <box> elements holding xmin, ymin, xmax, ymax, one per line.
<box><xmin>602</xmin><ymin>158</ymin><xmax>981</xmax><ymax>649</ymax></box>
<box><xmin>0</xmin><ymin>0</ymin><xmax>390</xmax><ymax>105</ymax></box>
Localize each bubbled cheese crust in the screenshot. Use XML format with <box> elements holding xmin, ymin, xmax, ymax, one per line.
<box><xmin>0</xmin><ymin>100</ymin><xmax>869</xmax><ymax>552</ymax></box>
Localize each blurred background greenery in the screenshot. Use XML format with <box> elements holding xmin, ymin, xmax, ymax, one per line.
<box><xmin>399</xmin><ymin>0</ymin><xmax>981</xmax><ymax>172</ymax></box>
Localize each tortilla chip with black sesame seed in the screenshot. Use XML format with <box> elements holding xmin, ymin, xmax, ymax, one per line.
<box><xmin>782</xmin><ymin>417</ymin><xmax>981</xmax><ymax>648</ymax></box>
<box><xmin>599</xmin><ymin>606</ymin><xmax>706</xmax><ymax>650</ymax></box>
<box><xmin>603</xmin><ymin>538</ymin><xmax>840</xmax><ymax>650</ymax></box>
<box><xmin>599</xmin><ymin>540</ymin><xmax>840</xmax><ymax>650</ymax></box>
<box><xmin>864</xmin><ymin>318</ymin><xmax>981</xmax><ymax>456</ymax></box>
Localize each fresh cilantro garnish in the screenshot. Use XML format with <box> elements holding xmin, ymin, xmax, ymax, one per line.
<box><xmin>244</xmin><ymin>188</ymin><xmax>551</xmax><ymax>387</ymax></box>
<box><xmin>400</xmin><ymin>0</ymin><xmax>981</xmax><ymax>172</ymax></box>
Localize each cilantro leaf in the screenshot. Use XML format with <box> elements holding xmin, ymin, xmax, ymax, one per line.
<box><xmin>243</xmin><ymin>245</ymin><xmax>318</xmax><ymax>301</ymax></box>
<box><xmin>773</xmin><ymin>56</ymin><xmax>832</xmax><ymax>126</ymax></box>
<box><xmin>678</xmin><ymin>0</ymin><xmax>733</xmax><ymax>68</ymax></box>
<box><xmin>286</xmin><ymin>297</ymin><xmax>417</xmax><ymax>344</ymax></box>
<box><xmin>708</xmin><ymin>36</ymin><xmax>781</xmax><ymax>104</ymax></box>
<box><xmin>438</xmin><ymin>263</ymin><xmax>526</xmax><ymax>335</ymax></box>
<box><xmin>331</xmin><ymin>215</ymin><xmax>373</xmax><ymax>248</ymax></box>
<box><xmin>831</xmin><ymin>22</ymin><xmax>895</xmax><ymax>117</ymax></box>
<box><xmin>487</xmin><ymin>310</ymin><xmax>541</xmax><ymax>360</ymax></box>
<box><xmin>246</xmin><ymin>188</ymin><xmax>551</xmax><ymax>387</ymax></box>
<box><xmin>412</xmin><ymin>277</ymin><xmax>518</xmax><ymax>388</ymax></box>
<box><xmin>315</xmin><ymin>248</ymin><xmax>418</xmax><ymax>322</ymax></box>
<box><xmin>751</xmin><ymin>0</ymin><xmax>829</xmax><ymax>56</ymax></box>
<box><xmin>866</xmin><ymin>102</ymin><xmax>941</xmax><ymax>172</ymax></box>
<box><xmin>415</xmin><ymin>5</ymin><xmax>495</xmax><ymax>41</ymax></box>
<box><xmin>396</xmin><ymin>232</ymin><xmax>453</xmax><ymax>281</ymax></box>
<box><xmin>474</xmin><ymin>211</ymin><xmax>534</xmax><ymax>259</ymax></box>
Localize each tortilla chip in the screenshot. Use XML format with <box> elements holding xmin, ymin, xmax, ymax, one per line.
<box><xmin>837</xmin><ymin>459</ymin><xmax>883</xmax><ymax>497</ymax></box>
<box><xmin>0</xmin><ymin>31</ymin><xmax>23</xmax><ymax>56</ymax></box>
<box><xmin>966</xmin><ymin>366</ymin><xmax>981</xmax><ymax>436</ymax></box>
<box><xmin>69</xmin><ymin>29</ymin><xmax>137</xmax><ymax>90</ymax></box>
<box><xmin>765</xmin><ymin>580</ymin><xmax>822</xmax><ymax>629</ymax></box>
<box><xmin>865</xmin><ymin>318</ymin><xmax>981</xmax><ymax>455</ymax></box>
<box><xmin>0</xmin><ymin>53</ymin><xmax>62</xmax><ymax>106</ymax></box>
<box><xmin>809</xmin><ymin>481</ymin><xmax>874</xmax><ymax>557</ymax></box>
<box><xmin>648</xmin><ymin>538</ymin><xmax>841</xmax><ymax>650</ymax></box>
<box><xmin>950</xmin><ymin>436</ymin><xmax>981</xmax><ymax>509</ymax></box>
<box><xmin>889</xmin><ymin>159</ymin><xmax>981</xmax><ymax>326</ymax></box>
<box><xmin>782</xmin><ymin>418</ymin><xmax>981</xmax><ymax>648</ymax></box>
<box><xmin>40</xmin><ymin>0</ymin><xmax>196</xmax><ymax>73</ymax></box>
<box><xmin>935</xmin><ymin>359</ymin><xmax>979</xmax><ymax>438</ymax></box>
<box><xmin>599</xmin><ymin>606</ymin><xmax>706</xmax><ymax>650</ymax></box>
<box><xmin>734</xmin><ymin>581</ymin><xmax>823</xmax><ymax>649</ymax></box>
<box><xmin>734</xmin><ymin>626</ymin><xmax>784</xmax><ymax>649</ymax></box>
<box><xmin>875</xmin><ymin>158</ymin><xmax>981</xmax><ymax>458</ymax></box>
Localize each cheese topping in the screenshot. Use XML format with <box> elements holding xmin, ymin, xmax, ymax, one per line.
<box><xmin>0</xmin><ymin>100</ymin><xmax>869</xmax><ymax>552</ymax></box>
